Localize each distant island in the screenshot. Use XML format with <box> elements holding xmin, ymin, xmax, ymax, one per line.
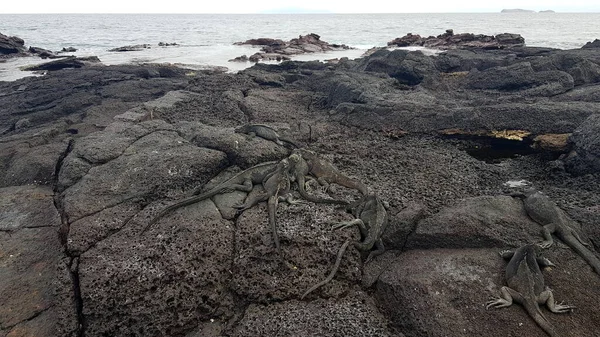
<box><xmin>259</xmin><ymin>7</ymin><xmax>333</xmax><ymax>14</ymax></box>
<box><xmin>501</xmin><ymin>8</ymin><xmax>556</xmax><ymax>13</ymax></box>
<box><xmin>501</xmin><ymin>9</ymin><xmax>535</xmax><ymax>13</ymax></box>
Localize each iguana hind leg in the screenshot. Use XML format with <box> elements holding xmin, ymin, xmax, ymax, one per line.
<box><xmin>365</xmin><ymin>239</ymin><xmax>385</xmax><ymax>264</ymax></box>
<box><xmin>538</xmin><ymin>288</ymin><xmax>575</xmax><ymax>313</ymax></box>
<box><xmin>486</xmin><ymin>286</ymin><xmax>521</xmax><ymax>309</ymax></box>
<box><xmin>332</xmin><ymin>219</ymin><xmax>365</xmax><ymax>234</ymax></box>
<box><xmin>539</xmin><ymin>223</ymin><xmax>558</xmax><ymax>248</ymax></box>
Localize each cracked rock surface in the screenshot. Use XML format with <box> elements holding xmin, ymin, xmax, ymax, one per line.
<box><xmin>1</xmin><ymin>45</ymin><xmax>600</xmax><ymax>337</ymax></box>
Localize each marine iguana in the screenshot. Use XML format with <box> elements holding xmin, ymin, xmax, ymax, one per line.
<box><xmin>290</xmin><ymin>148</ymin><xmax>368</xmax><ymax>202</ymax></box>
<box><xmin>514</xmin><ymin>189</ymin><xmax>600</xmax><ymax>276</ymax></box>
<box><xmin>287</xmin><ymin>152</ymin><xmax>350</xmax><ymax>205</ymax></box>
<box><xmin>486</xmin><ymin>244</ymin><xmax>574</xmax><ymax>337</ymax></box>
<box><xmin>141</xmin><ymin>161</ymin><xmax>279</xmax><ymax>233</ymax></box>
<box><xmin>235</xmin><ymin>124</ymin><xmax>300</xmax><ymax>148</ymax></box>
<box><xmin>301</xmin><ymin>194</ymin><xmax>388</xmax><ymax>299</ymax></box>
<box><xmin>234</xmin><ymin>158</ymin><xmax>303</xmax><ymax>255</ymax></box>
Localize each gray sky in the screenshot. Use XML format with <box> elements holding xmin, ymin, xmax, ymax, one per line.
<box><xmin>2</xmin><ymin>0</ymin><xmax>599</xmax><ymax>13</ymax></box>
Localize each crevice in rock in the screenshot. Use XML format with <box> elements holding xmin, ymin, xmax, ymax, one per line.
<box><xmin>68</xmin><ymin>257</ymin><xmax>86</xmax><ymax>337</ymax></box>
<box><xmin>2</xmin><ymin>305</ymin><xmax>54</xmax><ymax>331</ymax></box>
<box><xmin>78</xmin><ymin>206</ymin><xmax>144</xmax><ymax>256</ymax></box>
<box><xmin>50</xmin><ymin>138</ymin><xmax>86</xmax><ymax>337</ymax></box>
<box><xmin>400</xmin><ymin>221</ymin><xmax>420</xmax><ymax>252</ymax></box>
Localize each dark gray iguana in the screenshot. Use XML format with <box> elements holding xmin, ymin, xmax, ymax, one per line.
<box><xmin>301</xmin><ymin>194</ymin><xmax>388</xmax><ymax>299</ymax></box>
<box><xmin>289</xmin><ymin>148</ymin><xmax>368</xmax><ymax>206</ymax></box>
<box><xmin>141</xmin><ymin>161</ymin><xmax>279</xmax><ymax>233</ymax></box>
<box><xmin>287</xmin><ymin>152</ymin><xmax>350</xmax><ymax>206</ymax></box>
<box><xmin>234</xmin><ymin>158</ymin><xmax>304</xmax><ymax>255</ymax></box>
<box><xmin>513</xmin><ymin>189</ymin><xmax>600</xmax><ymax>275</ymax></box>
<box><xmin>486</xmin><ymin>244</ymin><xmax>574</xmax><ymax>337</ymax></box>
<box><xmin>235</xmin><ymin>124</ymin><xmax>300</xmax><ymax>148</ymax></box>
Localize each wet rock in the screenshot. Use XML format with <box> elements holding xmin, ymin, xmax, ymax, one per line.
<box><xmin>60</xmin><ymin>47</ymin><xmax>78</xmax><ymax>53</ymax></box>
<box><xmin>108</xmin><ymin>44</ymin><xmax>151</xmax><ymax>52</ymax></box>
<box><xmin>0</xmin><ymin>32</ymin><xmax>26</xmax><ymax>55</ymax></box>
<box><xmin>232</xmin><ymin>291</ymin><xmax>395</xmax><ymax>336</ymax></box>
<box><xmin>388</xmin><ymin>30</ymin><xmax>525</xmax><ymax>49</ymax></box>
<box><xmin>233</xmin><ymin>33</ymin><xmax>351</xmax><ymax>63</ymax></box>
<box><xmin>564</xmin><ymin>113</ymin><xmax>600</xmax><ymax>175</ymax></box>
<box><xmin>28</xmin><ymin>46</ymin><xmax>57</xmax><ymax>59</ymax></box>
<box><xmin>23</xmin><ymin>56</ymin><xmax>101</xmax><ymax>71</ymax></box>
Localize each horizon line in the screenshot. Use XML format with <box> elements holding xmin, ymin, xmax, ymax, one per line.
<box><xmin>3</xmin><ymin>11</ymin><xmax>600</xmax><ymax>14</ymax></box>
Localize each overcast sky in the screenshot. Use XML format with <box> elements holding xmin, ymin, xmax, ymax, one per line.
<box><xmin>2</xmin><ymin>0</ymin><xmax>599</xmax><ymax>13</ymax></box>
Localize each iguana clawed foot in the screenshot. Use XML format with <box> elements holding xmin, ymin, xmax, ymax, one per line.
<box><xmin>486</xmin><ymin>297</ymin><xmax>512</xmax><ymax>309</ymax></box>
<box><xmin>537</xmin><ymin>240</ymin><xmax>554</xmax><ymax>249</ymax></box>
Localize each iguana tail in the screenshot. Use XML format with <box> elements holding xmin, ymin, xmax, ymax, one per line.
<box><xmin>562</xmin><ymin>234</ymin><xmax>600</xmax><ymax>275</ymax></box>
<box><xmin>334</xmin><ymin>176</ymin><xmax>369</xmax><ymax>195</ymax></box>
<box><xmin>141</xmin><ymin>194</ymin><xmax>211</xmax><ymax>233</ymax></box>
<box><xmin>301</xmin><ymin>239</ymin><xmax>351</xmax><ymax>299</ymax></box>
<box><xmin>523</xmin><ymin>300</ymin><xmax>557</xmax><ymax>337</ymax></box>
<box><xmin>279</xmin><ymin>136</ymin><xmax>300</xmax><ymax>149</ymax></box>
<box><xmin>296</xmin><ymin>176</ymin><xmax>349</xmax><ymax>205</ymax></box>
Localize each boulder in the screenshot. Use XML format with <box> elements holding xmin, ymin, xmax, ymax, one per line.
<box><xmin>0</xmin><ymin>32</ymin><xmax>26</xmax><ymax>55</ymax></box>
<box><xmin>375</xmin><ymin>247</ymin><xmax>600</xmax><ymax>337</ymax></box>
<box><xmin>387</xmin><ymin>30</ymin><xmax>525</xmax><ymax>49</ymax></box>
<box><xmin>29</xmin><ymin>46</ymin><xmax>57</xmax><ymax>59</ymax></box>
<box><xmin>404</xmin><ymin>195</ymin><xmax>541</xmax><ymax>250</ymax></box>
<box><xmin>60</xmin><ymin>47</ymin><xmax>78</xmax><ymax>53</ymax></box>
<box><xmin>564</xmin><ymin>113</ymin><xmax>600</xmax><ymax>175</ymax></box>
<box><xmin>232</xmin><ymin>33</ymin><xmax>351</xmax><ymax>63</ymax></box>
<box><xmin>581</xmin><ymin>39</ymin><xmax>600</xmax><ymax>49</ymax></box>
<box><xmin>23</xmin><ymin>56</ymin><xmax>101</xmax><ymax>71</ymax></box>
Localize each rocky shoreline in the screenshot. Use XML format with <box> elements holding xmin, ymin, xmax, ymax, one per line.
<box><xmin>1</xmin><ymin>30</ymin><xmax>600</xmax><ymax>337</ymax></box>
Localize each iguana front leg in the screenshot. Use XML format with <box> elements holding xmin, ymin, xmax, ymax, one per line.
<box><xmin>539</xmin><ymin>223</ymin><xmax>558</xmax><ymax>248</ymax></box>
<box><xmin>538</xmin><ymin>287</ymin><xmax>575</xmax><ymax>313</ymax></box>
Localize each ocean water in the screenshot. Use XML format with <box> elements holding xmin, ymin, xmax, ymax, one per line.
<box><xmin>1</xmin><ymin>13</ymin><xmax>600</xmax><ymax>81</ymax></box>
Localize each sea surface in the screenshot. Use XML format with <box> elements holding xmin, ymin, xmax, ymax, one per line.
<box><xmin>1</xmin><ymin>13</ymin><xmax>600</xmax><ymax>81</ymax></box>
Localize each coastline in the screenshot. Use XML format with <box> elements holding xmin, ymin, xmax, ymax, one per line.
<box><xmin>1</xmin><ymin>27</ymin><xmax>600</xmax><ymax>337</ymax></box>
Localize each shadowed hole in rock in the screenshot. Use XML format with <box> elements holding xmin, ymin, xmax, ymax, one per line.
<box><xmin>446</xmin><ymin>135</ymin><xmax>540</xmax><ymax>163</ymax></box>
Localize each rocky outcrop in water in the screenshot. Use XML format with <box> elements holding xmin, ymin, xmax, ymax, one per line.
<box><xmin>108</xmin><ymin>44</ymin><xmax>152</xmax><ymax>52</ymax></box>
<box><xmin>231</xmin><ymin>33</ymin><xmax>352</xmax><ymax>62</ymax></box>
<box><xmin>1</xmin><ymin>36</ymin><xmax>600</xmax><ymax>337</ymax></box>
<box><xmin>387</xmin><ymin>29</ymin><xmax>525</xmax><ymax>49</ymax></box>
<box><xmin>0</xmin><ymin>32</ymin><xmax>27</xmax><ymax>56</ymax></box>
<box><xmin>582</xmin><ymin>39</ymin><xmax>600</xmax><ymax>49</ymax></box>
